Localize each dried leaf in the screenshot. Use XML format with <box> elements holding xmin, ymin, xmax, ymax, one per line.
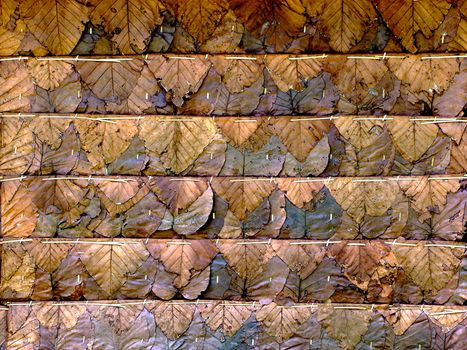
<box><xmin>272</xmin><ymin>118</ymin><xmax>330</xmax><ymax>162</ymax></box>
<box><xmin>140</xmin><ymin>117</ymin><xmax>216</xmax><ymax>173</ymax></box>
<box><xmin>173</xmin><ymin>186</ymin><xmax>213</xmax><ymax>235</ymax></box>
<box><xmin>199</xmin><ymin>302</ymin><xmax>253</xmax><ymax>337</ymax></box>
<box><xmin>212</xmin><ymin>178</ymin><xmax>275</xmax><ymax>220</ymax></box>
<box><xmin>327</xmin><ymin>179</ymin><xmax>397</xmax><ymax>223</ymax></box>
<box><xmin>25</xmin><ymin>241</ymin><xmax>72</xmax><ymax>274</ymax></box>
<box><xmin>276</xmin><ymin>179</ymin><xmax>323</xmax><ymax>208</ymax></box>
<box><xmin>20</xmin><ymin>0</ymin><xmax>88</xmax><ymax>55</ymax></box>
<box><xmin>0</xmin><ymin>119</ymin><xmax>34</xmax><ymax>174</ymax></box>
<box><xmin>91</xmin><ymin>0</ymin><xmax>162</xmax><ymax>53</ymax></box>
<box><xmin>151</xmin><ymin>302</ymin><xmax>194</xmax><ymax>339</ymax></box>
<box><xmin>387</xmin><ymin>56</ymin><xmax>459</xmax><ymax>93</ymax></box>
<box><xmin>163</xmin><ymin>0</ymin><xmax>228</xmax><ymax>43</ymax></box>
<box><xmin>157</xmin><ymin>240</ymin><xmax>217</xmax><ymax>288</ymax></box>
<box><xmin>147</xmin><ymin>56</ymin><xmax>210</xmax><ymax>106</ymax></box>
<box><xmin>399</xmin><ymin>177</ymin><xmax>460</xmax><ymax>221</ymax></box>
<box><xmin>218</xmin><ymin>241</ymin><xmax>273</xmax><ymax>280</ymax></box>
<box><xmin>0</xmin><ymin>62</ymin><xmax>34</xmax><ymax>112</ymax></box>
<box><xmin>375</xmin><ymin>0</ymin><xmax>451</xmax><ymax>52</ymax></box>
<box><xmin>27</xmin><ymin>59</ymin><xmax>73</xmax><ymax>90</ymax></box>
<box><xmin>216</xmin><ymin>118</ymin><xmax>260</xmax><ymax>147</ymax></box>
<box><xmin>392</xmin><ymin>242</ymin><xmax>461</xmax><ymax>293</ymax></box>
<box><xmin>75</xmin><ymin>120</ymin><xmax>138</xmax><ymax>168</ymax></box>
<box><xmin>0</xmin><ymin>27</ymin><xmax>23</xmax><ymax>55</ymax></box>
<box><xmin>79</xmin><ymin>242</ymin><xmax>149</xmax><ymax>294</ymax></box>
<box><xmin>256</xmin><ymin>303</ymin><xmax>312</xmax><ymax>342</ymax></box>
<box><xmin>318</xmin><ymin>307</ymin><xmax>372</xmax><ymax>350</ymax></box>
<box><xmin>265</xmin><ymin>55</ymin><xmax>322</xmax><ymax>92</ymax></box>
<box><xmin>76</xmin><ymin>60</ymin><xmax>143</xmax><ymax>100</ymax></box>
<box><xmin>383</xmin><ymin>309</ymin><xmax>422</xmax><ymax>335</ymax></box>
<box><xmin>305</xmin><ymin>0</ymin><xmax>377</xmax><ymax>51</ymax></box>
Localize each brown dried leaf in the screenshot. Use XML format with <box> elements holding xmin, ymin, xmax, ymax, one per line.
<box><xmin>327</xmin><ymin>179</ymin><xmax>397</xmax><ymax>223</ymax></box>
<box><xmin>200</xmin><ymin>10</ymin><xmax>244</xmax><ymax>53</ymax></box>
<box><xmin>318</xmin><ymin>307</ymin><xmax>372</xmax><ymax>350</ymax></box>
<box><xmin>91</xmin><ymin>0</ymin><xmax>162</xmax><ymax>53</ymax></box>
<box><xmin>0</xmin><ymin>62</ymin><xmax>34</xmax><ymax>112</ymax></box>
<box><xmin>79</xmin><ymin>241</ymin><xmax>149</xmax><ymax>294</ymax></box>
<box><xmin>218</xmin><ymin>241</ymin><xmax>273</xmax><ymax>280</ymax></box>
<box><xmin>256</xmin><ymin>303</ymin><xmax>312</xmax><ymax>342</ymax></box>
<box><xmin>76</xmin><ymin>60</ymin><xmax>143</xmax><ymax>100</ymax></box>
<box><xmin>265</xmin><ymin>55</ymin><xmax>322</xmax><ymax>92</ymax></box>
<box><xmin>0</xmin><ymin>27</ymin><xmax>23</xmax><ymax>55</ymax></box>
<box><xmin>75</xmin><ymin>120</ymin><xmax>138</xmax><ymax>168</ymax></box>
<box><xmin>335</xmin><ymin>119</ymin><xmax>385</xmax><ymax>150</ymax></box>
<box><xmin>211</xmin><ymin>56</ymin><xmax>262</xmax><ymax>93</ymax></box>
<box><xmin>173</xmin><ymin>186</ymin><xmax>213</xmax><ymax>235</ymax></box>
<box><xmin>158</xmin><ymin>240</ymin><xmax>217</xmax><ymax>288</ymax></box>
<box><xmin>151</xmin><ymin>302</ymin><xmax>194</xmax><ymax>339</ymax></box>
<box><xmin>20</xmin><ymin>0</ymin><xmax>88</xmax><ymax>55</ymax></box>
<box><xmin>388</xmin><ymin>119</ymin><xmax>438</xmax><ymax>162</ymax></box>
<box><xmin>305</xmin><ymin>0</ymin><xmax>377</xmax><ymax>51</ymax></box>
<box><xmin>383</xmin><ymin>309</ymin><xmax>422</xmax><ymax>335</ymax></box>
<box><xmin>399</xmin><ymin>177</ymin><xmax>460</xmax><ymax>221</ymax></box>
<box><xmin>387</xmin><ymin>56</ymin><xmax>459</xmax><ymax>93</ymax></box>
<box><xmin>27</xmin><ymin>59</ymin><xmax>73</xmax><ymax>90</ymax></box>
<box><xmin>275</xmin><ymin>179</ymin><xmax>323</xmax><ymax>208</ymax></box>
<box><xmin>25</xmin><ymin>241</ymin><xmax>72</xmax><ymax>274</ymax></box>
<box><xmin>0</xmin><ymin>119</ymin><xmax>34</xmax><ymax>174</ymax></box>
<box><xmin>163</xmin><ymin>0</ymin><xmax>228</xmax><ymax>44</ymax></box>
<box><xmin>0</xmin><ymin>252</ymin><xmax>35</xmax><ymax>298</ymax></box>
<box><xmin>199</xmin><ymin>302</ymin><xmax>253</xmax><ymax>337</ymax></box>
<box><xmin>272</xmin><ymin>118</ymin><xmax>330</xmax><ymax>161</ymax></box>
<box><xmin>392</xmin><ymin>242</ymin><xmax>461</xmax><ymax>293</ymax></box>
<box><xmin>30</xmin><ymin>118</ymin><xmax>71</xmax><ymax>149</ymax></box>
<box><xmin>228</xmin><ymin>0</ymin><xmax>306</xmax><ymax>48</ymax></box>
<box><xmin>328</xmin><ymin>241</ymin><xmax>391</xmax><ymax>289</ymax></box>
<box><xmin>140</xmin><ymin>117</ymin><xmax>216</xmax><ymax>173</ymax></box>
<box><xmin>429</xmin><ymin>306</ymin><xmax>467</xmax><ymax>332</ymax></box>
<box><xmin>147</xmin><ymin>56</ymin><xmax>210</xmax><ymax>106</ymax></box>
<box><xmin>212</xmin><ymin>178</ymin><xmax>275</xmax><ymax>220</ymax></box>
<box><xmin>215</xmin><ymin>118</ymin><xmax>260</xmax><ymax>147</ymax></box>
<box><xmin>272</xmin><ymin>240</ymin><xmax>325</xmax><ymax>278</ymax></box>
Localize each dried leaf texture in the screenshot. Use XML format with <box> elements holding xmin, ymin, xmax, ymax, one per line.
<box><xmin>0</xmin><ymin>54</ymin><xmax>464</xmax><ymax>115</ymax></box>
<box><xmin>1</xmin><ymin>176</ymin><xmax>465</xmax><ymax>240</ymax></box>
<box><xmin>1</xmin><ymin>116</ymin><xmax>465</xmax><ymax>176</ymax></box>
<box><xmin>0</xmin><ymin>239</ymin><xmax>464</xmax><ymax>303</ymax></box>
<box><xmin>3</xmin><ymin>302</ymin><xmax>467</xmax><ymax>348</ymax></box>
<box><xmin>0</xmin><ymin>1</ymin><xmax>466</xmax><ymax>54</ymax></box>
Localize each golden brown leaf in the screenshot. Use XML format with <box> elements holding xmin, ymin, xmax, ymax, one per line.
<box><xmin>158</xmin><ymin>240</ymin><xmax>217</xmax><ymax>288</ymax></box>
<box><xmin>272</xmin><ymin>117</ymin><xmax>330</xmax><ymax>161</ymax></box>
<box><xmin>79</xmin><ymin>241</ymin><xmax>149</xmax><ymax>294</ymax></box>
<box><xmin>75</xmin><ymin>120</ymin><xmax>138</xmax><ymax>169</ymax></box>
<box><xmin>210</xmin><ymin>56</ymin><xmax>262</xmax><ymax>93</ymax></box>
<box><xmin>327</xmin><ymin>179</ymin><xmax>398</xmax><ymax>223</ymax></box>
<box><xmin>387</xmin><ymin>56</ymin><xmax>459</xmax><ymax>93</ymax></box>
<box><xmin>163</xmin><ymin>0</ymin><xmax>228</xmax><ymax>43</ymax></box>
<box><xmin>30</xmin><ymin>118</ymin><xmax>71</xmax><ymax>149</ymax></box>
<box><xmin>199</xmin><ymin>302</ymin><xmax>253</xmax><ymax>337</ymax></box>
<box><xmin>228</xmin><ymin>0</ymin><xmax>306</xmax><ymax>48</ymax></box>
<box><xmin>76</xmin><ymin>60</ymin><xmax>143</xmax><ymax>100</ymax></box>
<box><xmin>147</xmin><ymin>56</ymin><xmax>210</xmax><ymax>106</ymax></box>
<box><xmin>0</xmin><ymin>251</ymin><xmax>35</xmax><ymax>298</ymax></box>
<box><xmin>375</xmin><ymin>0</ymin><xmax>451</xmax><ymax>52</ymax></box>
<box><xmin>272</xmin><ymin>240</ymin><xmax>325</xmax><ymax>278</ymax></box>
<box><xmin>218</xmin><ymin>240</ymin><xmax>274</xmax><ymax>280</ymax></box>
<box><xmin>388</xmin><ymin>119</ymin><xmax>438</xmax><ymax>162</ymax></box>
<box><xmin>256</xmin><ymin>303</ymin><xmax>312</xmax><ymax>342</ymax></box>
<box><xmin>0</xmin><ymin>119</ymin><xmax>34</xmax><ymax>174</ymax></box>
<box><xmin>212</xmin><ymin>178</ymin><xmax>275</xmax><ymax>220</ymax></box>
<box><xmin>200</xmin><ymin>9</ymin><xmax>244</xmax><ymax>53</ymax></box>
<box><xmin>1</xmin><ymin>181</ymin><xmax>37</xmax><ymax>237</ymax></box>
<box><xmin>0</xmin><ymin>62</ymin><xmax>34</xmax><ymax>112</ymax></box>
<box><xmin>140</xmin><ymin>117</ymin><xmax>216</xmax><ymax>173</ymax></box>
<box><xmin>275</xmin><ymin>179</ymin><xmax>323</xmax><ymax>208</ymax></box>
<box><xmin>392</xmin><ymin>242</ymin><xmax>461</xmax><ymax>293</ymax></box>
<box><xmin>151</xmin><ymin>302</ymin><xmax>194</xmax><ymax>340</ymax></box>
<box><xmin>0</xmin><ymin>27</ymin><xmax>23</xmax><ymax>55</ymax></box>
<box><xmin>265</xmin><ymin>55</ymin><xmax>322</xmax><ymax>92</ymax></box>
<box><xmin>27</xmin><ymin>59</ymin><xmax>73</xmax><ymax>90</ymax></box>
<box><xmin>334</xmin><ymin>118</ymin><xmax>385</xmax><ymax>150</ymax></box>
<box><xmin>399</xmin><ymin>177</ymin><xmax>460</xmax><ymax>222</ymax></box>
<box><xmin>20</xmin><ymin>0</ymin><xmax>89</xmax><ymax>55</ymax></box>
<box><xmin>25</xmin><ymin>241</ymin><xmax>72</xmax><ymax>274</ymax></box>
<box><xmin>91</xmin><ymin>0</ymin><xmax>162</xmax><ymax>53</ymax></box>
<box><xmin>383</xmin><ymin>309</ymin><xmax>422</xmax><ymax>335</ymax></box>
<box><xmin>429</xmin><ymin>306</ymin><xmax>467</xmax><ymax>332</ymax></box>
<box><xmin>215</xmin><ymin>118</ymin><xmax>260</xmax><ymax>147</ymax></box>
<box><xmin>305</xmin><ymin>0</ymin><xmax>377</xmax><ymax>51</ymax></box>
